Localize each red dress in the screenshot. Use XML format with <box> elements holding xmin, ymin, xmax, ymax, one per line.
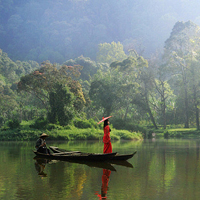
<box><xmin>103</xmin><ymin>125</ymin><xmax>112</xmax><ymax>153</ymax></box>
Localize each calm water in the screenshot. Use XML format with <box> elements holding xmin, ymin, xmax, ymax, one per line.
<box><xmin>1</xmin><ymin>139</ymin><xmax>200</xmax><ymax>200</ymax></box>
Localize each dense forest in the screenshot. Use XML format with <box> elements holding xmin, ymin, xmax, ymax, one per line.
<box><xmin>1</xmin><ymin>1</ymin><xmax>200</xmax><ymax>134</ymax></box>
<box><xmin>1</xmin><ymin>0</ymin><xmax>200</xmax><ymax>63</ymax></box>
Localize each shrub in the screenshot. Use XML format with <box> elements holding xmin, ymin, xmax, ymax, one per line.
<box><xmin>164</xmin><ymin>131</ymin><xmax>170</xmax><ymax>138</ymax></box>
<box><xmin>30</xmin><ymin>117</ymin><xmax>48</xmax><ymax>129</ymax></box>
<box><xmin>164</xmin><ymin>130</ymin><xmax>183</xmax><ymax>138</ymax></box>
<box><xmin>73</xmin><ymin>118</ymin><xmax>93</xmax><ymax>129</ymax></box>
<box><xmin>46</xmin><ymin>123</ymin><xmax>64</xmax><ymax>130</ymax></box>
<box><xmin>114</xmin><ymin>130</ymin><xmax>142</xmax><ymax>140</ymax></box>
<box><xmin>111</xmin><ymin>118</ymin><xmax>148</xmax><ymax>135</ymax></box>
<box><xmin>8</xmin><ymin>119</ymin><xmax>20</xmax><ymax>129</ymax></box>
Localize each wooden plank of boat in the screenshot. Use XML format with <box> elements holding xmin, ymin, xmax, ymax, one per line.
<box><xmin>33</xmin><ymin>151</ymin><xmax>117</xmax><ymax>161</ymax></box>
<box><xmin>49</xmin><ymin>146</ymin><xmax>81</xmax><ymax>154</ymax></box>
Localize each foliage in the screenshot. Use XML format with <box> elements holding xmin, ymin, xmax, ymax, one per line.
<box><xmin>97</xmin><ymin>42</ymin><xmax>127</xmax><ymax>64</ymax></box>
<box><xmin>18</xmin><ymin>61</ymin><xmax>86</xmax><ymax>125</ymax></box>
<box><xmin>29</xmin><ymin>117</ymin><xmax>48</xmax><ymax>130</ymax></box>
<box><xmin>73</xmin><ymin>117</ymin><xmax>98</xmax><ymax>129</ymax></box>
<box><xmin>113</xmin><ymin>130</ymin><xmax>142</xmax><ymax>140</ymax></box>
<box><xmin>64</xmin><ymin>56</ymin><xmax>100</xmax><ymax>81</ymax></box>
<box><xmin>48</xmin><ymin>84</ymin><xmax>74</xmax><ymax>125</ymax></box>
<box><xmin>89</xmin><ymin>69</ymin><xmax>122</xmax><ymax>116</ymax></box>
<box><xmin>163</xmin><ymin>21</ymin><xmax>200</xmax><ymax>128</ymax></box>
<box><xmin>0</xmin><ymin>0</ymin><xmax>182</xmax><ymax>63</ymax></box>
<box><xmin>3</xmin><ymin>18</ymin><xmax>200</xmax><ymax>136</ymax></box>
<box><xmin>7</xmin><ymin>119</ymin><xmax>20</xmax><ymax>129</ymax></box>
<box><xmin>0</xmin><ymin>91</ymin><xmax>19</xmax><ymax>124</ymax></box>
<box><xmin>111</xmin><ymin>117</ymin><xmax>148</xmax><ymax>136</ymax></box>
<box><xmin>0</xmin><ymin>125</ymin><xmax>142</xmax><ymax>141</ymax></box>
<box><xmin>46</xmin><ymin>123</ymin><xmax>66</xmax><ymax>131</ymax></box>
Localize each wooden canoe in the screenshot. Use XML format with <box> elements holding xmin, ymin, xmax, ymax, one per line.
<box><xmin>48</xmin><ymin>146</ymin><xmax>137</xmax><ymax>161</ymax></box>
<box><xmin>33</xmin><ymin>150</ymin><xmax>117</xmax><ymax>161</ymax></box>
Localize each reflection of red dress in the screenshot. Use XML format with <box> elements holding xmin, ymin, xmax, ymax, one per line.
<box><xmin>103</xmin><ymin>125</ymin><xmax>112</xmax><ymax>153</ymax></box>
<box><xmin>95</xmin><ymin>169</ymin><xmax>111</xmax><ymax>199</ymax></box>
<box><xmin>101</xmin><ymin>169</ymin><xmax>111</xmax><ymax>196</ymax></box>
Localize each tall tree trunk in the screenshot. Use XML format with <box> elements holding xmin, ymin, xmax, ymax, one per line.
<box><xmin>154</xmin><ymin>80</ymin><xmax>167</xmax><ymax>129</ymax></box>
<box><xmin>182</xmin><ymin>64</ymin><xmax>189</xmax><ymax>128</ymax></box>
<box><xmin>193</xmin><ymin>85</ymin><xmax>200</xmax><ymax>130</ymax></box>
<box><xmin>160</xmin><ymin>82</ymin><xmax>166</xmax><ymax>129</ymax></box>
<box><xmin>184</xmin><ymin>84</ymin><xmax>189</xmax><ymax>128</ymax></box>
<box><xmin>124</xmin><ymin>104</ymin><xmax>129</xmax><ymax>121</ymax></box>
<box><xmin>195</xmin><ymin>105</ymin><xmax>199</xmax><ymax>130</ymax></box>
<box><xmin>161</xmin><ymin>99</ymin><xmax>166</xmax><ymax>129</ymax></box>
<box><xmin>144</xmin><ymin>88</ymin><xmax>158</xmax><ymax>129</ymax></box>
<box><xmin>147</xmin><ymin>104</ymin><xmax>158</xmax><ymax>129</ymax></box>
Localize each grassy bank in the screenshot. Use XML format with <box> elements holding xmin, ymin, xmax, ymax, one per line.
<box><xmin>151</xmin><ymin>128</ymin><xmax>200</xmax><ymax>139</ymax></box>
<box><xmin>2</xmin><ymin>119</ymin><xmax>200</xmax><ymax>141</ymax></box>
<box><xmin>0</xmin><ymin>124</ymin><xmax>143</xmax><ymax>141</ymax></box>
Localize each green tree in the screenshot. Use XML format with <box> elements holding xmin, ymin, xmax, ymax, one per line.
<box><xmin>163</xmin><ymin>21</ymin><xmax>200</xmax><ymax>128</ymax></box>
<box><xmin>154</xmin><ymin>78</ymin><xmax>175</xmax><ymax>129</ymax></box>
<box><xmin>0</xmin><ymin>88</ymin><xmax>18</xmax><ymax>125</ymax></box>
<box><xmin>89</xmin><ymin>69</ymin><xmax>121</xmax><ymax>116</ymax></box>
<box><xmin>149</xmin><ymin>54</ymin><xmax>175</xmax><ymax>129</ymax></box>
<box><xmin>18</xmin><ymin>61</ymin><xmax>86</xmax><ymax>124</ymax></box>
<box><xmin>111</xmin><ymin>56</ymin><xmax>158</xmax><ymax>129</ymax></box>
<box><xmin>97</xmin><ymin>42</ymin><xmax>127</xmax><ymax>64</ymax></box>
<box><xmin>64</xmin><ymin>56</ymin><xmax>99</xmax><ymax>81</ymax></box>
<box><xmin>187</xmin><ymin>53</ymin><xmax>200</xmax><ymax>129</ymax></box>
<box><xmin>48</xmin><ymin>84</ymin><xmax>74</xmax><ymax>125</ymax></box>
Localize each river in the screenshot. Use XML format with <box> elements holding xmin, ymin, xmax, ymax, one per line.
<box><xmin>1</xmin><ymin>139</ymin><xmax>200</xmax><ymax>200</ymax></box>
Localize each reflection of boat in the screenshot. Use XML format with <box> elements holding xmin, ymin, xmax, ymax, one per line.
<box><xmin>110</xmin><ymin>160</ymin><xmax>134</xmax><ymax>168</ymax></box>
<box><xmin>48</xmin><ymin>146</ymin><xmax>137</xmax><ymax>161</ymax></box>
<box><xmin>34</xmin><ymin>156</ymin><xmax>117</xmax><ymax>171</ymax></box>
<box><xmin>62</xmin><ymin>159</ymin><xmax>117</xmax><ymax>171</ymax></box>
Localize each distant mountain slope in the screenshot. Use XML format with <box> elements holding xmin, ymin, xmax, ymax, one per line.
<box><xmin>0</xmin><ymin>0</ymin><xmax>200</xmax><ymax>63</ymax></box>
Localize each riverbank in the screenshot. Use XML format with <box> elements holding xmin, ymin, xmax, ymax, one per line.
<box><xmin>0</xmin><ymin>126</ymin><xmax>143</xmax><ymax>141</ymax></box>
<box><xmin>153</xmin><ymin>128</ymin><xmax>200</xmax><ymax>139</ymax></box>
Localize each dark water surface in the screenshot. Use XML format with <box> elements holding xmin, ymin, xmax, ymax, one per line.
<box><xmin>1</xmin><ymin>139</ymin><xmax>200</xmax><ymax>200</ymax></box>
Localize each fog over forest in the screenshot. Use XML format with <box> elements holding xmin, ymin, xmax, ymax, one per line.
<box><xmin>1</xmin><ymin>0</ymin><xmax>200</xmax><ymax>63</ymax></box>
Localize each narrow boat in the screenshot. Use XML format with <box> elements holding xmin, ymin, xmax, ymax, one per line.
<box><xmin>33</xmin><ymin>150</ymin><xmax>117</xmax><ymax>161</ymax></box>
<box><xmin>48</xmin><ymin>146</ymin><xmax>137</xmax><ymax>161</ymax></box>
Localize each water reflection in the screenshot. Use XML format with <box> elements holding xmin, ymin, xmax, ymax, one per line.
<box><xmin>34</xmin><ymin>154</ymin><xmax>117</xmax><ymax>172</ymax></box>
<box><xmin>6</xmin><ymin>140</ymin><xmax>200</xmax><ymax>199</ymax></box>
<box><xmin>34</xmin><ymin>158</ymin><xmax>48</xmax><ymax>177</ymax></box>
<box><xmin>95</xmin><ymin>169</ymin><xmax>111</xmax><ymax>199</ymax></box>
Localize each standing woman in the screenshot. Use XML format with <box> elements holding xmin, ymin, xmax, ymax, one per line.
<box><xmin>98</xmin><ymin>116</ymin><xmax>112</xmax><ymax>154</ymax></box>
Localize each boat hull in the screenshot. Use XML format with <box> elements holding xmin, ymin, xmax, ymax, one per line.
<box><xmin>33</xmin><ymin>151</ymin><xmax>117</xmax><ymax>161</ymax></box>
<box><xmin>47</xmin><ymin>146</ymin><xmax>137</xmax><ymax>161</ymax></box>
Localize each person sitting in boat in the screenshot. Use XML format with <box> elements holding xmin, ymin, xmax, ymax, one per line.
<box><xmin>35</xmin><ymin>133</ymin><xmax>50</xmax><ymax>154</ymax></box>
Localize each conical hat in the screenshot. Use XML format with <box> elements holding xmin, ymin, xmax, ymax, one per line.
<box><xmin>40</xmin><ymin>133</ymin><xmax>49</xmax><ymax>138</ymax></box>
<box><xmin>97</xmin><ymin>116</ymin><xmax>112</xmax><ymax>124</ymax></box>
